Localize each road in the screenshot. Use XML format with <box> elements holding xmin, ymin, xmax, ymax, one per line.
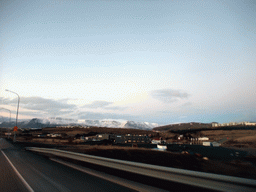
<box><xmin>0</xmin><ymin>138</ymin><xmax>166</xmax><ymax>192</ymax></box>
<box><xmin>0</xmin><ymin>147</ymin><xmax>28</xmax><ymax>192</ymax></box>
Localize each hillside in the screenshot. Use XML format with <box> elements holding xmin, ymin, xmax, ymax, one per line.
<box><xmin>153</xmin><ymin>122</ymin><xmax>212</xmax><ymax>132</ymax></box>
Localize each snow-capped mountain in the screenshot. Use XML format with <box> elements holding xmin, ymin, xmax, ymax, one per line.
<box><xmin>0</xmin><ymin>118</ymin><xmax>159</xmax><ymax>130</ymax></box>
<box><xmin>44</xmin><ymin>117</ymin><xmax>78</xmax><ymax>124</ymax></box>
<box><xmin>122</xmin><ymin>121</ymin><xmax>158</xmax><ymax>129</ymax></box>
<box><xmin>82</xmin><ymin>119</ymin><xmax>158</xmax><ymax>129</ymax></box>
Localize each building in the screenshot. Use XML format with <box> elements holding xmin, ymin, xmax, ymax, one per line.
<box><xmin>212</xmin><ymin>121</ymin><xmax>256</xmax><ymax>127</ymax></box>
<box><xmin>114</xmin><ymin>134</ymin><xmax>151</xmax><ymax>144</ymax></box>
<box><xmin>46</xmin><ymin>133</ymin><xmax>62</xmax><ymax>137</ymax></box>
<box><xmin>198</xmin><ymin>137</ymin><xmax>209</xmax><ymax>141</ymax></box>
<box><xmin>151</xmin><ymin>137</ymin><xmax>166</xmax><ymax>144</ymax></box>
<box><xmin>151</xmin><ymin>138</ymin><xmax>162</xmax><ymax>144</ymax></box>
<box><xmin>96</xmin><ymin>133</ymin><xmax>113</xmax><ymax>140</ymax></box>
<box><xmin>242</xmin><ymin>122</ymin><xmax>256</xmax><ymax>126</ymax></box>
<box><xmin>203</xmin><ymin>141</ymin><xmax>220</xmax><ymax>147</ymax></box>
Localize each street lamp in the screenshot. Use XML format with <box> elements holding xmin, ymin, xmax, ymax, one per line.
<box><xmin>5</xmin><ymin>89</ymin><xmax>20</xmax><ymax>142</ymax></box>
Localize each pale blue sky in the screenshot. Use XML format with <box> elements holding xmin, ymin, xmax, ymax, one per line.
<box><xmin>1</xmin><ymin>0</ymin><xmax>255</xmax><ymax>125</ymax></box>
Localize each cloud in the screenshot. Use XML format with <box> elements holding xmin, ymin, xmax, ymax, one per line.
<box><xmin>21</xmin><ymin>97</ymin><xmax>76</xmax><ymax>110</ymax></box>
<box><xmin>181</xmin><ymin>102</ymin><xmax>192</xmax><ymax>107</ymax></box>
<box><xmin>150</xmin><ymin>89</ymin><xmax>190</xmax><ymax>103</ymax></box>
<box><xmin>83</xmin><ymin>101</ymin><xmax>113</xmax><ymax>109</ymax></box>
<box><xmin>1</xmin><ymin>96</ymin><xmax>77</xmax><ymax>116</ymax></box>
<box><xmin>82</xmin><ymin>100</ymin><xmax>128</xmax><ymax>111</ymax></box>
<box><xmin>1</xmin><ymin>96</ymin><xmax>129</xmax><ymax>119</ymax></box>
<box><xmin>105</xmin><ymin>106</ymin><xmax>128</xmax><ymax>110</ymax></box>
<box><xmin>0</xmin><ymin>97</ymin><xmax>14</xmax><ymax>104</ymax></box>
<box><xmin>77</xmin><ymin>111</ymin><xmax>136</xmax><ymax>121</ymax></box>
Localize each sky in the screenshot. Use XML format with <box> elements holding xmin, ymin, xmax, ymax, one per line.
<box><xmin>0</xmin><ymin>0</ymin><xmax>255</xmax><ymax>125</ymax></box>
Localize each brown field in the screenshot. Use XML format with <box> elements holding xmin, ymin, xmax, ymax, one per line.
<box><xmin>41</xmin><ymin>127</ymin><xmax>157</xmax><ymax>136</ymax></box>
<box><xmin>12</xmin><ymin>126</ymin><xmax>256</xmax><ymax>149</ymax></box>
<box><xmin>200</xmin><ymin>129</ymin><xmax>256</xmax><ymax>149</ymax></box>
<box><xmin>9</xmin><ymin>127</ymin><xmax>256</xmax><ymax>180</ymax></box>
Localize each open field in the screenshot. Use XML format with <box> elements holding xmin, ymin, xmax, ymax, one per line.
<box><xmin>200</xmin><ymin>129</ymin><xmax>256</xmax><ymax>148</ymax></box>
<box><xmin>10</xmin><ymin>139</ymin><xmax>256</xmax><ymax>180</ymax></box>
<box><xmin>3</xmin><ymin>126</ymin><xmax>256</xmax><ymax>180</ymax></box>
<box><xmin>3</xmin><ymin>126</ymin><xmax>256</xmax><ymax>148</ymax></box>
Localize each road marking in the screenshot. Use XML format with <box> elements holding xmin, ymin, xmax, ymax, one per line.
<box><xmin>1</xmin><ymin>150</ymin><xmax>34</xmax><ymax>192</ymax></box>
<box><xmin>50</xmin><ymin>158</ymin><xmax>168</xmax><ymax>192</ymax></box>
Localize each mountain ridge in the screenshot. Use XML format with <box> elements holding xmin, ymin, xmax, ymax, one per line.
<box><xmin>153</xmin><ymin>122</ymin><xmax>212</xmax><ymax>132</ymax></box>
<box><xmin>0</xmin><ymin>118</ymin><xmax>159</xmax><ymax>130</ymax></box>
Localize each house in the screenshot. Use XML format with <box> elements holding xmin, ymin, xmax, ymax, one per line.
<box><xmin>212</xmin><ymin>122</ymin><xmax>219</xmax><ymax>127</ymax></box>
<box><xmin>96</xmin><ymin>133</ymin><xmax>113</xmax><ymax>140</ymax></box>
<box><xmin>198</xmin><ymin>137</ymin><xmax>209</xmax><ymax>141</ymax></box>
<box><xmin>151</xmin><ymin>137</ymin><xmax>166</xmax><ymax>144</ymax></box>
<box><xmin>243</xmin><ymin>122</ymin><xmax>256</xmax><ymax>126</ymax></box>
<box><xmin>203</xmin><ymin>141</ymin><xmax>220</xmax><ymax>147</ymax></box>
<box><xmin>46</xmin><ymin>133</ymin><xmax>62</xmax><ymax>137</ymax></box>
<box><xmin>178</xmin><ymin>135</ymin><xmax>184</xmax><ymax>140</ymax></box>
<box><xmin>114</xmin><ymin>134</ymin><xmax>151</xmax><ymax>144</ymax></box>
<box><xmin>151</xmin><ymin>138</ymin><xmax>162</xmax><ymax>144</ymax></box>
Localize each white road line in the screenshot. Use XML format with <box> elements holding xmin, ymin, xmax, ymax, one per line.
<box><xmin>50</xmin><ymin>158</ymin><xmax>168</xmax><ymax>192</ymax></box>
<box><xmin>1</xmin><ymin>150</ymin><xmax>34</xmax><ymax>192</ymax></box>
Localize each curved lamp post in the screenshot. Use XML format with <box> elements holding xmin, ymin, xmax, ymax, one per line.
<box><xmin>5</xmin><ymin>89</ymin><xmax>20</xmax><ymax>142</ymax></box>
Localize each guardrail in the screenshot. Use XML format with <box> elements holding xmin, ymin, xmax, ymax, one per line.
<box><xmin>26</xmin><ymin>147</ymin><xmax>256</xmax><ymax>192</ymax></box>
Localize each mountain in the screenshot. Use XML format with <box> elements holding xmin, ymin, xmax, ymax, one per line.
<box><xmin>0</xmin><ymin>118</ymin><xmax>159</xmax><ymax>130</ymax></box>
<box><xmin>121</xmin><ymin>121</ymin><xmax>158</xmax><ymax>129</ymax></box>
<box><xmin>83</xmin><ymin>119</ymin><xmax>158</xmax><ymax>129</ymax></box>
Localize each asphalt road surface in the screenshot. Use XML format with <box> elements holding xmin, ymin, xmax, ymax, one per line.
<box><xmin>0</xmin><ymin>138</ymin><xmax>166</xmax><ymax>192</ymax></box>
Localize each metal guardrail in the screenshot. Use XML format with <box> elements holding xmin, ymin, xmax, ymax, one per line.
<box><xmin>26</xmin><ymin>147</ymin><xmax>256</xmax><ymax>192</ymax></box>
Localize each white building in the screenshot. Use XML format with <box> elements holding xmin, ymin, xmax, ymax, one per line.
<box><xmin>203</xmin><ymin>141</ymin><xmax>220</xmax><ymax>147</ymax></box>
<box><xmin>212</xmin><ymin>121</ymin><xmax>256</xmax><ymax>127</ymax></box>
<box><xmin>198</xmin><ymin>137</ymin><xmax>209</xmax><ymax>141</ymax></box>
